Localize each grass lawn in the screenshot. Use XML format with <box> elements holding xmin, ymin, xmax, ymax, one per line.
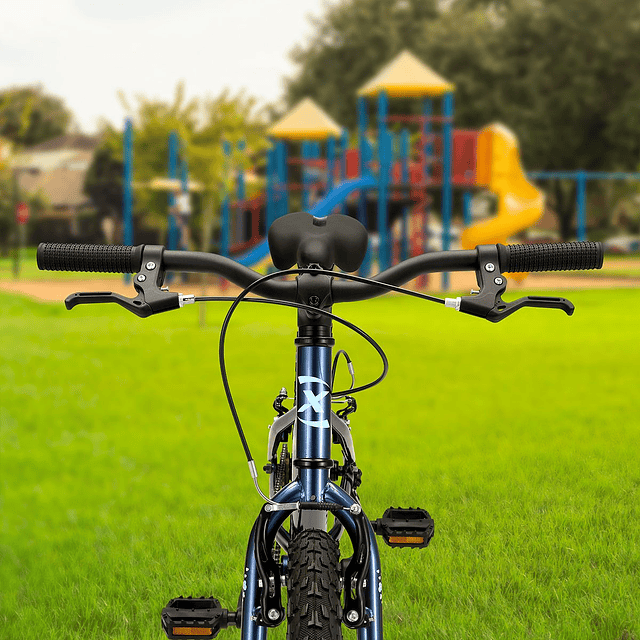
<box><xmin>1</xmin><ymin>288</ymin><xmax>639</xmax><ymax>640</ymax></box>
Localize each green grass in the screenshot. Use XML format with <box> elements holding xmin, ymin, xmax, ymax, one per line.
<box><xmin>1</xmin><ymin>288</ymin><xmax>639</xmax><ymax>640</ymax></box>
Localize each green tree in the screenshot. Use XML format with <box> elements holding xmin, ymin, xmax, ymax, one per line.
<box><xmin>85</xmin><ymin>84</ymin><xmax>267</xmax><ymax>250</ymax></box>
<box><xmin>0</xmin><ymin>86</ymin><xmax>71</xmax><ymax>147</ymax></box>
<box><xmin>286</xmin><ymin>0</ymin><xmax>640</xmax><ymax>239</ymax></box>
<box><xmin>83</xmin><ymin>133</ymin><xmax>124</xmax><ymax>226</ymax></box>
<box><xmin>286</xmin><ymin>0</ymin><xmax>440</xmax><ymax>130</ymax></box>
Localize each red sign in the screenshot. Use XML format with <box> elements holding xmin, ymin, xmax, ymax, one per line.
<box><xmin>16</xmin><ymin>202</ymin><xmax>30</xmax><ymax>225</ymax></box>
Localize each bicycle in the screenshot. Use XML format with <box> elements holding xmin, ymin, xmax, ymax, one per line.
<box><xmin>37</xmin><ymin>209</ymin><xmax>603</xmax><ymax>640</ymax></box>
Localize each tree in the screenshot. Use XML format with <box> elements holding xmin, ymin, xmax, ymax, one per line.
<box><xmin>85</xmin><ymin>84</ymin><xmax>268</xmax><ymax>250</ymax></box>
<box><xmin>83</xmin><ymin>133</ymin><xmax>124</xmax><ymax>227</ymax></box>
<box><xmin>286</xmin><ymin>0</ymin><xmax>640</xmax><ymax>239</ymax></box>
<box><xmin>286</xmin><ymin>0</ymin><xmax>440</xmax><ymax>130</ymax></box>
<box><xmin>0</xmin><ymin>86</ymin><xmax>71</xmax><ymax>147</ymax></box>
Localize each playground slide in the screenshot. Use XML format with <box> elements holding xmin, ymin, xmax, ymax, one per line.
<box><xmin>234</xmin><ymin>176</ymin><xmax>379</xmax><ymax>268</ymax></box>
<box><xmin>461</xmin><ymin>123</ymin><xmax>544</xmax><ymax>250</ymax></box>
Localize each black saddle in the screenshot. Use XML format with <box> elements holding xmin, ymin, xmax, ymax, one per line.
<box><xmin>268</xmin><ymin>212</ymin><xmax>368</xmax><ymax>272</ymax></box>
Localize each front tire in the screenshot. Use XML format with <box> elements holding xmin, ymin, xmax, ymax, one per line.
<box><xmin>287</xmin><ymin>529</ymin><xmax>343</xmax><ymax>640</ymax></box>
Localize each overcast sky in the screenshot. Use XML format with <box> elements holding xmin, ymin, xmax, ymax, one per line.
<box><xmin>1</xmin><ymin>0</ymin><xmax>340</xmax><ymax>133</ymax></box>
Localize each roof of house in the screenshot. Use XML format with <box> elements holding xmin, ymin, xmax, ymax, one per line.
<box><xmin>18</xmin><ymin>150</ymin><xmax>94</xmax><ymax>207</ymax></box>
<box><xmin>267</xmin><ymin>97</ymin><xmax>343</xmax><ymax>140</ymax></box>
<box><xmin>358</xmin><ymin>50</ymin><xmax>455</xmax><ymax>98</ymax></box>
<box><xmin>27</xmin><ymin>133</ymin><xmax>100</xmax><ymax>152</ymax></box>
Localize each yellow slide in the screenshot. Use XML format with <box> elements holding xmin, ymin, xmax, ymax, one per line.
<box><xmin>461</xmin><ymin>123</ymin><xmax>544</xmax><ymax>254</ymax></box>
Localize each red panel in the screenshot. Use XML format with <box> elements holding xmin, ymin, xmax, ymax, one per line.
<box><xmin>409</xmin><ymin>135</ymin><xmax>443</xmax><ymax>185</ymax></box>
<box><xmin>391</xmin><ymin>161</ymin><xmax>401</xmax><ymax>184</ymax></box>
<box><xmin>345</xmin><ymin>149</ymin><xmax>360</xmax><ymax>179</ymax></box>
<box><xmin>452</xmin><ymin>130</ymin><xmax>477</xmax><ymax>186</ymax></box>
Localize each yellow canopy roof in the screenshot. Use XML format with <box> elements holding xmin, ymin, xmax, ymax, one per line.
<box><xmin>358</xmin><ymin>50</ymin><xmax>455</xmax><ymax>98</ymax></box>
<box><xmin>138</xmin><ymin>177</ymin><xmax>204</xmax><ymax>192</ymax></box>
<box><xmin>267</xmin><ymin>98</ymin><xmax>342</xmax><ymax>141</ymax></box>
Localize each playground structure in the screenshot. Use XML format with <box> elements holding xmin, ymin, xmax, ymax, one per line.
<box><xmin>122</xmin><ymin>50</ymin><xmax>640</xmax><ymax>288</ymax></box>
<box><xmin>219</xmin><ymin>51</ymin><xmax>547</xmax><ymax>288</ymax></box>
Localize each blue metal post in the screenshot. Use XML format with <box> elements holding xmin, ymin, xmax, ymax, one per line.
<box><xmin>340</xmin><ymin>129</ymin><xmax>348</xmax><ymax>215</ymax></box>
<box><xmin>221</xmin><ymin>140</ymin><xmax>231</xmax><ymax>257</ymax></box>
<box><xmin>357</xmin><ymin>97</ymin><xmax>369</xmax><ymax>227</ymax></box>
<box><xmin>309</xmin><ymin>141</ymin><xmax>320</xmax><ymax>208</ymax></box>
<box><xmin>576</xmin><ymin>170</ymin><xmax>587</xmax><ymax>241</ymax></box>
<box><xmin>237</xmin><ymin>140</ymin><xmax>246</xmax><ymax>245</ymax></box>
<box><xmin>441</xmin><ymin>92</ymin><xmax>454</xmax><ymax>290</ymax></box>
<box><xmin>301</xmin><ymin>141</ymin><xmax>310</xmax><ymax>210</ymax></box>
<box><xmin>377</xmin><ymin>90</ymin><xmax>390</xmax><ymax>272</ymax></box>
<box><xmin>327</xmin><ymin>136</ymin><xmax>335</xmax><ymax>195</ymax></box>
<box><xmin>275</xmin><ymin>141</ymin><xmax>284</xmax><ymax>220</ymax></box>
<box><xmin>276</xmin><ymin>141</ymin><xmax>288</xmax><ymax>218</ymax></box>
<box><xmin>266</xmin><ymin>146</ymin><xmax>275</xmax><ymax>230</ymax></box>
<box><xmin>168</xmin><ymin>130</ymin><xmax>178</xmax><ymax>251</ymax></box>
<box><xmin>463</xmin><ymin>191</ymin><xmax>473</xmax><ymax>227</ymax></box>
<box><xmin>123</xmin><ymin>118</ymin><xmax>133</xmax><ymax>246</ymax></box>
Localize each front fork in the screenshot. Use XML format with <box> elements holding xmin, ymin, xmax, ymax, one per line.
<box><xmin>239</xmin><ymin>480</ymin><xmax>384</xmax><ymax>640</ymax></box>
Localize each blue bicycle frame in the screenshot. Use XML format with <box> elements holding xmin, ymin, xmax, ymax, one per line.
<box><xmin>239</xmin><ymin>342</ymin><xmax>384</xmax><ymax>639</ymax></box>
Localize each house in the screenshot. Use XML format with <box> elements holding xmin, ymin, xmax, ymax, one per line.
<box><xmin>15</xmin><ymin>133</ymin><xmax>101</xmax><ymax>242</ymax></box>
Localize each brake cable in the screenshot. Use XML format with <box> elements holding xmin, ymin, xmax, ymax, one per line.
<box><xmin>331</xmin><ymin>349</ymin><xmax>354</xmax><ymax>393</ymax></box>
<box><xmin>195</xmin><ymin>267</ymin><xmax>445</xmax><ymax>503</ymax></box>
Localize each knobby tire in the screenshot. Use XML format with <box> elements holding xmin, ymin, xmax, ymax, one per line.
<box><xmin>286</xmin><ymin>530</ymin><xmax>343</xmax><ymax>640</ymax></box>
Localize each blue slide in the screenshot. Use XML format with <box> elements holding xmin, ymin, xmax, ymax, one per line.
<box><xmin>235</xmin><ymin>176</ymin><xmax>377</xmax><ymax>267</ymax></box>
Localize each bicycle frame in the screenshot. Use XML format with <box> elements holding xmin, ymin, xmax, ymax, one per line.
<box><xmin>239</xmin><ymin>331</ymin><xmax>384</xmax><ymax>639</ymax></box>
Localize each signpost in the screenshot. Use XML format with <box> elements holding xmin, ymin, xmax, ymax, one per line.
<box><xmin>16</xmin><ymin>201</ymin><xmax>30</xmax><ymax>225</ymax></box>
<box><xmin>12</xmin><ymin>201</ymin><xmax>29</xmax><ymax>278</ymax></box>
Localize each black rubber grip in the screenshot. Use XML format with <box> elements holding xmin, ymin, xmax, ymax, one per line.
<box><xmin>37</xmin><ymin>243</ymin><xmax>145</xmax><ymax>273</ymax></box>
<box><xmin>498</xmin><ymin>242</ymin><xmax>603</xmax><ymax>273</ymax></box>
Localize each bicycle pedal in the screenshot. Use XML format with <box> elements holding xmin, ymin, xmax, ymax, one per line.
<box><xmin>371</xmin><ymin>507</ymin><xmax>435</xmax><ymax>549</ymax></box>
<box><xmin>161</xmin><ymin>596</ymin><xmax>239</xmax><ymax>638</ymax></box>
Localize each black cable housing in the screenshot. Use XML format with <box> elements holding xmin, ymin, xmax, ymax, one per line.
<box><xmin>331</xmin><ymin>349</ymin><xmax>353</xmax><ymax>392</ymax></box>
<box><xmin>200</xmin><ymin>267</ymin><xmax>446</xmax><ymax>466</ymax></box>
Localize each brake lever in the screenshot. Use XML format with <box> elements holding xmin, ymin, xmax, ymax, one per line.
<box><xmin>64</xmin><ymin>245</ymin><xmax>192</xmax><ymax>318</ymax></box>
<box><xmin>447</xmin><ymin>245</ymin><xmax>574</xmax><ymax>323</ymax></box>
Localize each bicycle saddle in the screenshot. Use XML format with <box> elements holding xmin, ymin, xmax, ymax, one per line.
<box><xmin>268</xmin><ymin>212</ymin><xmax>368</xmax><ymax>272</ymax></box>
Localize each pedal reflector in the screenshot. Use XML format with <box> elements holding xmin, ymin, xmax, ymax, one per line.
<box><xmin>388</xmin><ymin>536</ymin><xmax>425</xmax><ymax>545</ymax></box>
<box><xmin>372</xmin><ymin>507</ymin><xmax>435</xmax><ymax>549</ymax></box>
<box><xmin>173</xmin><ymin>628</ymin><xmax>213</xmax><ymax>637</ymax></box>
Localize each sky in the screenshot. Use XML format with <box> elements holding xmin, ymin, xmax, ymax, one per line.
<box><xmin>1</xmin><ymin>0</ymin><xmax>341</xmax><ymax>133</ymax></box>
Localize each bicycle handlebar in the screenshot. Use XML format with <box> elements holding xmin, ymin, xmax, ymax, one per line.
<box><xmin>37</xmin><ymin>240</ymin><xmax>604</xmax><ymax>319</ymax></box>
